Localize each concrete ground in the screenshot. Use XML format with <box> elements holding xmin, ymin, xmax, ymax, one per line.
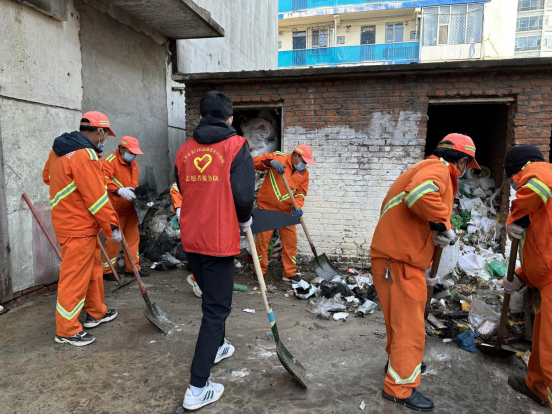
<box><xmin>0</xmin><ymin>266</ymin><xmax>548</xmax><ymax>414</ymax></box>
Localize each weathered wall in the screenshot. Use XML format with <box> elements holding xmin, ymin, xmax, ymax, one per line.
<box><xmin>77</xmin><ymin>0</ymin><xmax>171</xmax><ymax>189</ymax></box>
<box><xmin>0</xmin><ymin>0</ymin><xmax>83</xmax><ymax>293</ymax></box>
<box><xmin>184</xmin><ymin>66</ymin><xmax>552</xmax><ymax>266</ymax></box>
<box><xmin>482</xmin><ymin>0</ymin><xmax>517</xmax><ymax>59</ymax></box>
<box><xmin>177</xmin><ymin>0</ymin><xmax>278</xmax><ymax>73</ymax></box>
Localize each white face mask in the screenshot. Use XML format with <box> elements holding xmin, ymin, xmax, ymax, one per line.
<box><xmin>122</xmin><ymin>152</ymin><xmax>136</xmax><ymax>163</ymax></box>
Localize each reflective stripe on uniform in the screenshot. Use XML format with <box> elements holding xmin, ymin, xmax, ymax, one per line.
<box><xmin>295</xmin><ymin>194</ymin><xmax>306</xmax><ymax>199</ymax></box>
<box><xmin>465</xmin><ymin>145</ymin><xmax>476</xmax><ymax>152</ymax></box>
<box><xmin>275</xmin><ymin>151</ymin><xmax>286</xmax><ymax>156</ymax></box>
<box><xmin>112</xmin><ymin>176</ymin><xmax>124</xmax><ymax>188</ymax></box>
<box><xmin>524</xmin><ymin>178</ymin><xmax>552</xmax><ymax>203</ymax></box>
<box><xmin>106</xmin><ymin>154</ymin><xmax>116</xmax><ymax>163</ymax></box>
<box><xmin>387</xmin><ymin>362</ymin><xmax>421</xmax><ymax>385</ymax></box>
<box><xmin>50</xmin><ymin>181</ymin><xmax>77</xmax><ymax>209</ymax></box>
<box><xmin>404</xmin><ymin>181</ymin><xmax>439</xmax><ymax>208</ymax></box>
<box><xmin>85</xmin><ymin>148</ymin><xmax>98</xmax><ymax>161</ymax></box>
<box><xmin>380</xmin><ymin>191</ymin><xmax>406</xmax><ymax>218</ymax></box>
<box><xmin>171</xmin><ymin>183</ymin><xmax>179</xmax><ymax>190</ymax></box>
<box><xmin>103</xmin><ymin>257</ymin><xmax>116</xmax><ymax>268</ymax></box>
<box><xmin>258</xmin><ymin>255</ymin><xmax>263</xmax><ymax>260</ymax></box>
<box><xmin>56</xmin><ymin>298</ymin><xmax>85</xmax><ymax>321</ymax></box>
<box><xmin>547</xmin><ymin>387</ymin><xmax>551</xmax><ymax>405</ymax></box>
<box><xmin>269</xmin><ymin>170</ymin><xmax>283</xmax><ymax>201</ymax></box>
<box><xmin>88</xmin><ymin>192</ymin><xmax>109</xmax><ymax>215</ymax></box>
<box><xmin>439</xmin><ymin>157</ymin><xmax>449</xmax><ymax>166</ymax></box>
<box><xmin>136</xmin><ymin>252</ymin><xmax>140</xmax><ymax>259</ymax></box>
<box><xmin>519</xmin><ymin>230</ymin><xmax>526</xmax><ymax>265</ymax></box>
<box><xmin>292</xmin><ymin>256</ymin><xmax>296</xmax><ymax>264</ymax></box>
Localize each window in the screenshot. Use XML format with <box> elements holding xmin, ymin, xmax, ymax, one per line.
<box><xmin>278</xmin><ymin>41</ymin><xmax>282</xmax><ymax>49</ymax></box>
<box><xmin>386</xmin><ymin>23</ymin><xmax>404</xmax><ymax>43</ymax></box>
<box><xmin>544</xmin><ymin>34</ymin><xmax>552</xmax><ymax>50</ymax></box>
<box><xmin>292</xmin><ymin>31</ymin><xmax>306</xmax><ymax>50</ymax></box>
<box><xmin>361</xmin><ymin>25</ymin><xmax>376</xmax><ymax>45</ymax></box>
<box><xmin>311</xmin><ymin>28</ymin><xmax>328</xmax><ymax>48</ymax></box>
<box><xmin>422</xmin><ymin>3</ymin><xmax>483</xmax><ymax>46</ymax></box>
<box><xmin>518</xmin><ymin>0</ymin><xmax>545</xmax><ymax>11</ymax></box>
<box><xmin>515</xmin><ymin>34</ymin><xmax>542</xmax><ymax>51</ymax></box>
<box><xmin>18</xmin><ymin>0</ymin><xmax>67</xmax><ymax>20</ymax></box>
<box><xmin>517</xmin><ymin>15</ymin><xmax>544</xmax><ymax>31</ymax></box>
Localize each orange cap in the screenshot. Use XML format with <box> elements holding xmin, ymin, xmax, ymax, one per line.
<box><xmin>293</xmin><ymin>145</ymin><xmax>315</xmax><ymax>165</ymax></box>
<box><xmin>120</xmin><ymin>136</ymin><xmax>143</xmax><ymax>155</ymax></box>
<box><xmin>438</xmin><ymin>133</ymin><xmax>480</xmax><ymax>170</ymax></box>
<box><xmin>80</xmin><ymin>111</ymin><xmax>116</xmax><ymax>136</ymax></box>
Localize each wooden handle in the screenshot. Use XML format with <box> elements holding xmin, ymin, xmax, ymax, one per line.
<box><xmin>424</xmin><ymin>246</ymin><xmax>444</xmax><ymax>320</ymax></box>
<box><xmin>120</xmin><ymin>232</ymin><xmax>148</xmax><ymax>298</ymax></box>
<box><xmin>97</xmin><ymin>235</ymin><xmax>122</xmax><ymax>285</ymax></box>
<box><xmin>281</xmin><ymin>175</ymin><xmax>318</xmax><ymax>257</ymax></box>
<box><xmin>496</xmin><ymin>239</ymin><xmax>520</xmax><ymax>347</ymax></box>
<box><xmin>22</xmin><ymin>193</ymin><xmax>61</xmax><ymax>260</ymax></box>
<box><xmin>246</xmin><ymin>227</ymin><xmax>275</xmax><ymax>323</ymax></box>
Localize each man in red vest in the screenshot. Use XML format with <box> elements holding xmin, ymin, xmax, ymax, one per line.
<box><xmin>175</xmin><ymin>91</ymin><xmax>255</xmax><ymax>411</ymax></box>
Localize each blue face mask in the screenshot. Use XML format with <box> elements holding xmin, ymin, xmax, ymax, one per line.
<box><xmin>296</xmin><ymin>162</ymin><xmax>306</xmax><ymax>171</ymax></box>
<box><xmin>122</xmin><ymin>152</ymin><xmax>136</xmax><ymax>163</ymax></box>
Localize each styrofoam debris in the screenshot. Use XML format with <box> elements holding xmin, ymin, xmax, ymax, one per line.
<box><xmin>359</xmin><ymin>401</ymin><xmax>366</xmax><ymax>410</ymax></box>
<box><xmin>333</xmin><ymin>312</ymin><xmax>349</xmax><ymax>321</ymax></box>
<box><xmin>242</xmin><ymin>309</ymin><xmax>255</xmax><ymax>314</ymax></box>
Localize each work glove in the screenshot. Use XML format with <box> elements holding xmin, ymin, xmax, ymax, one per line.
<box><xmin>506</xmin><ymin>223</ymin><xmax>525</xmax><ymax>240</ymax></box>
<box><xmin>502</xmin><ymin>274</ymin><xmax>524</xmax><ymax>295</ymax></box>
<box><xmin>270</xmin><ymin>160</ymin><xmax>286</xmax><ymax>174</ymax></box>
<box><xmin>110</xmin><ymin>228</ymin><xmax>122</xmax><ymax>243</ymax></box>
<box><xmin>424</xmin><ymin>268</ymin><xmax>440</xmax><ymax>287</ymax></box>
<box><xmin>176</xmin><ymin>208</ymin><xmax>181</xmax><ymax>224</ymax></box>
<box><xmin>433</xmin><ymin>229</ymin><xmax>455</xmax><ymax>248</ymax></box>
<box><xmin>239</xmin><ymin>217</ymin><xmax>253</xmax><ymax>232</ymax></box>
<box><xmin>117</xmin><ymin>187</ymin><xmax>136</xmax><ymax>201</ymax></box>
<box><xmin>291</xmin><ymin>207</ymin><xmax>303</xmax><ymax>218</ymax></box>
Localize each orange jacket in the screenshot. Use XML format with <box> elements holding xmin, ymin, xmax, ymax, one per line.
<box><xmin>42</xmin><ymin>148</ymin><xmax>119</xmax><ymax>239</ymax></box>
<box><xmin>507</xmin><ymin>161</ymin><xmax>552</xmax><ymax>290</ymax></box>
<box><xmin>370</xmin><ymin>156</ymin><xmax>460</xmax><ymax>270</ymax></box>
<box><xmin>170</xmin><ymin>182</ymin><xmax>182</xmax><ymax>213</ymax></box>
<box><xmin>100</xmin><ymin>150</ymin><xmax>139</xmax><ymax>216</ymax></box>
<box><xmin>253</xmin><ymin>152</ymin><xmax>309</xmax><ymax>212</ymax></box>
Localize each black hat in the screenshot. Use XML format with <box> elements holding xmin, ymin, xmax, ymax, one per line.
<box><xmin>504</xmin><ymin>145</ymin><xmax>545</xmax><ymax>177</ymax></box>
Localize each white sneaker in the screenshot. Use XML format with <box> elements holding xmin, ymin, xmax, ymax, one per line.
<box><xmin>182</xmin><ymin>381</ymin><xmax>224</xmax><ymax>411</ymax></box>
<box><xmin>187</xmin><ymin>274</ymin><xmax>202</xmax><ymax>298</ymax></box>
<box><xmin>214</xmin><ymin>338</ymin><xmax>235</xmax><ymax>364</ymax></box>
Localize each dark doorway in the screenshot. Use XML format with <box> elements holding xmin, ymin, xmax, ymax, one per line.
<box><xmin>425</xmin><ymin>103</ymin><xmax>511</xmax><ymax>189</ymax></box>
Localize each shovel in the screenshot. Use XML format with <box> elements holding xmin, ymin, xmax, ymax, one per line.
<box><xmin>96</xmin><ymin>236</ymin><xmax>134</xmax><ymax>290</ymax></box>
<box><xmin>281</xmin><ymin>176</ymin><xmax>339</xmax><ymax>280</ymax></box>
<box><xmin>245</xmin><ymin>227</ymin><xmax>308</xmax><ymax>388</ymax></box>
<box><xmin>120</xmin><ymin>233</ymin><xmax>177</xmax><ymax>334</ymax></box>
<box><xmin>478</xmin><ymin>239</ymin><xmax>519</xmax><ymax>357</ymax></box>
<box><xmin>424</xmin><ymin>246</ymin><xmax>444</xmax><ymax>321</ymax></box>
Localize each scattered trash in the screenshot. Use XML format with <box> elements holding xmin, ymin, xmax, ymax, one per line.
<box><xmin>309</xmin><ymin>294</ymin><xmax>346</xmax><ymax>319</ymax></box>
<box><xmin>233</xmin><ymin>283</ymin><xmax>248</xmax><ymax>292</ymax></box>
<box><xmin>469</xmin><ymin>297</ymin><xmax>500</xmax><ymax>340</ymax></box>
<box><xmin>460</xmin><ymin>300</ymin><xmax>470</xmax><ymax>312</ymax></box>
<box><xmin>332</xmin><ymin>312</ymin><xmax>349</xmax><ymax>321</ymax></box>
<box><xmin>355</xmin><ymin>300</ymin><xmax>377</xmax><ymax>316</ymax></box>
<box><xmin>320</xmin><ymin>280</ymin><xmax>353</xmax><ymax>299</ymax></box>
<box><xmin>231</xmin><ymin>369</ymin><xmax>250</xmax><ymax>378</ymax></box>
<box><xmin>264</xmin><ymin>332</ymin><xmax>274</xmax><ymax>341</ymax></box>
<box><xmin>242</xmin><ymin>309</ymin><xmax>256</xmax><ymax>314</ymax></box>
<box><xmin>359</xmin><ymin>401</ymin><xmax>366</xmax><ymax>411</ymax></box>
<box><xmin>443</xmin><ymin>338</ymin><xmax>453</xmax><ymax>343</ymax></box>
<box><xmin>455</xmin><ymin>330</ymin><xmax>479</xmax><ymax>353</ymax></box>
<box><xmin>517</xmin><ymin>350</ymin><xmax>531</xmax><ymax>367</ymax></box>
<box><xmin>486</xmin><ymin>260</ymin><xmax>508</xmax><ymax>279</ymax></box>
<box><xmin>347</xmin><ymin>267</ymin><xmax>358</xmax><ymax>275</ymax></box>
<box><xmin>292</xmin><ymin>279</ymin><xmax>316</xmax><ymax>299</ymax></box>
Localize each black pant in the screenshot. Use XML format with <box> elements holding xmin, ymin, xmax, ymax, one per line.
<box><xmin>187</xmin><ymin>253</ymin><xmax>235</xmax><ymax>387</ymax></box>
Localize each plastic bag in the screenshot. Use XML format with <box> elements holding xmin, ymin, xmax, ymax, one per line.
<box><xmin>455</xmin><ymin>330</ymin><xmax>479</xmax><ymax>352</ymax></box>
<box><xmin>309</xmin><ymin>294</ymin><xmax>346</xmax><ymax>319</ymax></box>
<box><xmin>355</xmin><ymin>300</ymin><xmax>377</xmax><ymax>316</ymax></box>
<box><xmin>486</xmin><ymin>260</ymin><xmax>507</xmax><ymax>279</ymax></box>
<box><xmin>293</xmin><ymin>279</ymin><xmax>316</xmax><ymax>300</ymax></box>
<box><xmin>469</xmin><ymin>297</ymin><xmax>500</xmax><ymax>339</ymax></box>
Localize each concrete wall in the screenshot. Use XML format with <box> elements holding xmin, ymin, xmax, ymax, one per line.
<box><xmin>78</xmin><ymin>0</ymin><xmax>171</xmax><ymax>190</ymax></box>
<box><xmin>482</xmin><ymin>0</ymin><xmax>517</xmax><ymax>59</ymax></box>
<box><xmin>183</xmin><ymin>64</ymin><xmax>552</xmax><ymax>266</ymax></box>
<box><xmin>0</xmin><ymin>0</ymin><xmax>83</xmax><ymax>293</ymax></box>
<box><xmin>177</xmin><ymin>0</ymin><xmax>278</xmax><ymax>73</ymax></box>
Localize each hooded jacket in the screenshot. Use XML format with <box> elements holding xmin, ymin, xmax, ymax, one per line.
<box><xmin>175</xmin><ymin>116</ymin><xmax>255</xmax><ymax>256</ymax></box>
<box><xmin>43</xmin><ymin>131</ymin><xmax>119</xmax><ymax>239</ymax></box>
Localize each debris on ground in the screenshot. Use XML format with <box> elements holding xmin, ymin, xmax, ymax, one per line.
<box><xmin>517</xmin><ymin>350</ymin><xmax>531</xmax><ymax>367</ymax></box>
<box><xmin>455</xmin><ymin>330</ymin><xmax>479</xmax><ymax>353</ymax></box>
<box><xmin>292</xmin><ymin>279</ymin><xmax>316</xmax><ymax>299</ymax></box>
<box><xmin>332</xmin><ymin>312</ymin><xmax>349</xmax><ymax>321</ymax></box>
<box><xmin>233</xmin><ymin>283</ymin><xmax>248</xmax><ymax>292</ymax></box>
<box><xmin>242</xmin><ymin>309</ymin><xmax>256</xmax><ymax>314</ymax></box>
<box><xmin>359</xmin><ymin>401</ymin><xmax>366</xmax><ymax>411</ymax></box>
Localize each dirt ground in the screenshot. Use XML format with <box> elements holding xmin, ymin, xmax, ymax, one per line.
<box><xmin>0</xmin><ymin>265</ymin><xmax>548</xmax><ymax>414</ymax></box>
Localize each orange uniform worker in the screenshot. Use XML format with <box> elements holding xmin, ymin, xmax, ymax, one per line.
<box><xmin>502</xmin><ymin>145</ymin><xmax>551</xmax><ymax>409</ymax></box>
<box><xmin>253</xmin><ymin>146</ymin><xmax>315</xmax><ymax>283</ymax></box>
<box><xmin>42</xmin><ymin>111</ymin><xmax>121</xmax><ymax>347</ymax></box>
<box><xmin>100</xmin><ymin>136</ymin><xmax>150</xmax><ymax>280</ymax></box>
<box><xmin>170</xmin><ymin>182</ymin><xmax>202</xmax><ymax>297</ymax></box>
<box><xmin>370</xmin><ymin>134</ymin><xmax>479</xmax><ymax>411</ymax></box>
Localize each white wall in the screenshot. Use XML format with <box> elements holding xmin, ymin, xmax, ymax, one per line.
<box><xmin>482</xmin><ymin>0</ymin><xmax>517</xmax><ymax>59</ymax></box>
<box><xmin>177</xmin><ymin>0</ymin><xmax>278</xmax><ymax>73</ymax></box>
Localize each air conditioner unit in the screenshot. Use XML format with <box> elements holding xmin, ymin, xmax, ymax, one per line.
<box><xmin>337</xmin><ymin>36</ymin><xmax>345</xmax><ymax>44</ymax></box>
<box><xmin>279</xmin><ymin>31</ymin><xmax>284</xmax><ymax>36</ymax></box>
<box><xmin>278</xmin><ymin>41</ymin><xmax>282</xmax><ymax>49</ymax></box>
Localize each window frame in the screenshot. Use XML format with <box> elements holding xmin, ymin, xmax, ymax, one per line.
<box><xmin>385</xmin><ymin>23</ymin><xmax>404</xmax><ymax>43</ymax></box>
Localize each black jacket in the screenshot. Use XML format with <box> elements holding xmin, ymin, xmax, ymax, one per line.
<box><xmin>52</xmin><ymin>131</ymin><xmax>101</xmax><ymax>157</ymax></box>
<box><xmin>176</xmin><ymin>116</ymin><xmax>255</xmax><ymax>223</ymax></box>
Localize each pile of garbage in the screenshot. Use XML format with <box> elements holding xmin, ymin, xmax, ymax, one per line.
<box><xmin>285</xmin><ymin>268</ymin><xmax>379</xmax><ymax>321</ymax></box>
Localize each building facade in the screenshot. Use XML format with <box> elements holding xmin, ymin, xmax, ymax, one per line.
<box><xmin>278</xmin><ymin>0</ymin><xmax>519</xmax><ymax>67</ymax></box>
<box><xmin>514</xmin><ymin>0</ymin><xmax>552</xmax><ymax>57</ymax></box>
<box><xmin>0</xmin><ymin>0</ymin><xmax>277</xmax><ymax>305</ymax></box>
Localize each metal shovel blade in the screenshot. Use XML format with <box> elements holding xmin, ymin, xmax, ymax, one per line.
<box><xmin>478</xmin><ymin>343</ymin><xmax>516</xmax><ymax>357</ymax></box>
<box><xmin>144</xmin><ymin>302</ymin><xmax>177</xmax><ymax>334</ymax></box>
<box><xmin>310</xmin><ymin>254</ymin><xmax>340</xmax><ymax>281</ymax></box>
<box><xmin>272</xmin><ymin>323</ymin><xmax>308</xmax><ymax>389</ymax></box>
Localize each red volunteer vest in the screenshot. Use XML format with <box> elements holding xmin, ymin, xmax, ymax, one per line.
<box><xmin>176</xmin><ymin>135</ymin><xmax>247</xmax><ymax>256</ymax></box>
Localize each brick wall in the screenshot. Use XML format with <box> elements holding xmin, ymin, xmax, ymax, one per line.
<box><xmin>184</xmin><ymin>67</ymin><xmax>552</xmax><ymax>266</ymax></box>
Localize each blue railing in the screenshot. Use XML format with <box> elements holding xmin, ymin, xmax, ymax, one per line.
<box><xmin>278</xmin><ymin>42</ymin><xmax>420</xmax><ymax>67</ymax></box>
<box><xmin>278</xmin><ymin>0</ymin><xmax>491</xmax><ymax>13</ymax></box>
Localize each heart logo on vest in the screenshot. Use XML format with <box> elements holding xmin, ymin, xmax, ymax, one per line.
<box><xmin>194</xmin><ymin>154</ymin><xmax>212</xmax><ymax>173</ymax></box>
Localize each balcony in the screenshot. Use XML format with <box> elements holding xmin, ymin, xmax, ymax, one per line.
<box><xmin>278</xmin><ymin>42</ymin><xmax>420</xmax><ymax>67</ymax></box>
<box><xmin>278</xmin><ymin>0</ymin><xmax>491</xmax><ymax>14</ymax></box>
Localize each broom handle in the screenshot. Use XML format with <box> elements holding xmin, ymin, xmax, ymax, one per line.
<box><xmin>281</xmin><ymin>176</ymin><xmax>318</xmax><ymax>257</ymax></box>
<box><xmin>96</xmin><ymin>235</ymin><xmax>122</xmax><ymax>285</ymax></box>
<box><xmin>496</xmin><ymin>239</ymin><xmax>519</xmax><ymax>347</ymax></box>
<box><xmin>22</xmin><ymin>193</ymin><xmax>62</xmax><ymax>260</ymax></box>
